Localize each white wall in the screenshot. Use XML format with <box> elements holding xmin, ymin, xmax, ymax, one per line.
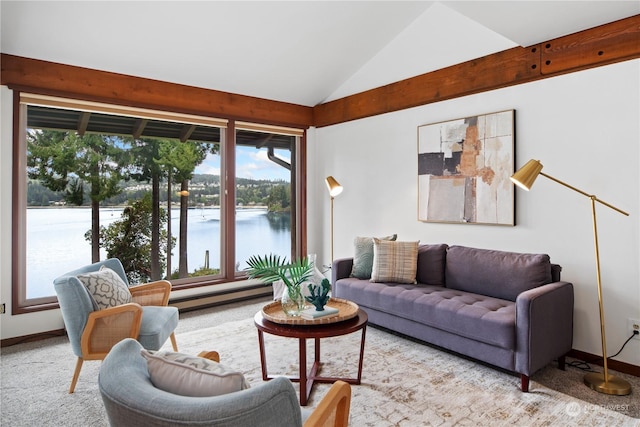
<box><xmin>307</xmin><ymin>60</ymin><xmax>640</xmax><ymax>367</ymax></box>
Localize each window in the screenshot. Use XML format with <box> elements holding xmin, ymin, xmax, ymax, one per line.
<box><xmin>13</xmin><ymin>94</ymin><xmax>304</xmax><ymax>313</ymax></box>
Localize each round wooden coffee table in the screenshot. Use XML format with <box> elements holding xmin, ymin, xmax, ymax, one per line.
<box><xmin>254</xmin><ymin>308</ymin><xmax>368</xmax><ymax>406</ymax></box>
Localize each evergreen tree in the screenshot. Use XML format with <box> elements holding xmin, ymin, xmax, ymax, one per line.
<box><xmin>27</xmin><ymin>130</ymin><xmax>128</xmax><ymax>262</ymax></box>
<box><xmin>157</xmin><ymin>139</ymin><xmax>217</xmax><ymax>278</ymax></box>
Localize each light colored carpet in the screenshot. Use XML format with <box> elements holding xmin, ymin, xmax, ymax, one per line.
<box><xmin>1</xmin><ymin>296</ymin><xmax>638</xmax><ymax>426</ymax></box>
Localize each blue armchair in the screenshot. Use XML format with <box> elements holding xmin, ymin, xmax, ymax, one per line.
<box><xmin>99</xmin><ymin>339</ymin><xmax>351</xmax><ymax>427</ymax></box>
<box><xmin>54</xmin><ymin>258</ymin><xmax>179</xmax><ymax>393</ymax></box>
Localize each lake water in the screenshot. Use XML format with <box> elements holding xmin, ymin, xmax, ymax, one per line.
<box><xmin>27</xmin><ymin>207</ymin><xmax>291</xmax><ymax>298</ymax></box>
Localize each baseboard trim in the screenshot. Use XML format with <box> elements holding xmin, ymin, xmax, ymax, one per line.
<box><xmin>568</xmin><ymin>349</ymin><xmax>640</xmax><ymax>377</ymax></box>
<box><xmin>1</xmin><ymin>329</ymin><xmax>67</xmax><ymax>347</ymax></box>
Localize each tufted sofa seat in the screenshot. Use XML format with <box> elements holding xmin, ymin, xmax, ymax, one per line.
<box><xmin>333</xmin><ymin>244</ymin><xmax>574</xmax><ymax>392</ymax></box>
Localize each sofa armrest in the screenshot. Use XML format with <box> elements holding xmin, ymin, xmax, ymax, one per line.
<box><xmin>515</xmin><ymin>281</ymin><xmax>574</xmax><ymax>376</ymax></box>
<box><xmin>332</xmin><ymin>258</ymin><xmax>353</xmax><ymax>284</ymax></box>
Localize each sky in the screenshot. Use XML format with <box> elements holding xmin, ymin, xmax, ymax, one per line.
<box><xmin>195</xmin><ymin>146</ymin><xmax>291</xmax><ymax>182</ymax></box>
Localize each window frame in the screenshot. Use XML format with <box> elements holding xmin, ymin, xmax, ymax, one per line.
<box><xmin>11</xmin><ymin>91</ymin><xmax>307</xmax><ymax>314</ymax></box>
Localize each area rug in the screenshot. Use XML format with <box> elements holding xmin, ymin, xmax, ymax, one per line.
<box><xmin>1</xmin><ymin>299</ymin><xmax>638</xmax><ymax>426</ymax></box>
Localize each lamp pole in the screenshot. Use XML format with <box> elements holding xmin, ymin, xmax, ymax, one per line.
<box><xmin>325</xmin><ymin>176</ymin><xmax>343</xmax><ymax>265</ymax></box>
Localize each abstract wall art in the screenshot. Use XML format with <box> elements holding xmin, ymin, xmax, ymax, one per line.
<box><xmin>418</xmin><ymin>110</ymin><xmax>515</xmax><ymax>225</ymax></box>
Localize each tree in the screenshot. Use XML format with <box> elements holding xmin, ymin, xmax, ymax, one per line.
<box><xmin>157</xmin><ymin>139</ymin><xmax>217</xmax><ymax>278</ymax></box>
<box><xmin>97</xmin><ymin>194</ymin><xmax>173</xmax><ymax>284</ymax></box>
<box><xmin>27</xmin><ymin>130</ymin><xmax>128</xmax><ymax>262</ymax></box>
<box><xmin>128</xmin><ymin>138</ymin><xmax>164</xmax><ymax>280</ymax></box>
<box><xmin>267</xmin><ymin>184</ymin><xmax>291</xmax><ymax>212</ymax></box>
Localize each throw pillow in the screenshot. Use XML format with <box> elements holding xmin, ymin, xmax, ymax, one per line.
<box><xmin>141</xmin><ymin>349</ymin><xmax>251</xmax><ymax>397</ymax></box>
<box><xmin>350</xmin><ymin>234</ymin><xmax>397</xmax><ymax>279</ymax></box>
<box><xmin>370</xmin><ymin>239</ymin><xmax>419</xmax><ymax>284</ymax></box>
<box><xmin>77</xmin><ymin>266</ymin><xmax>132</xmax><ymax>310</ymax></box>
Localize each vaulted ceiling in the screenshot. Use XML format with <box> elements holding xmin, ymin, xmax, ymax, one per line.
<box><xmin>1</xmin><ymin>1</ymin><xmax>638</xmax><ymax>107</ymax></box>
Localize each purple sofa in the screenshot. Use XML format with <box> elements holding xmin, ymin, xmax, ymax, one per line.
<box><xmin>332</xmin><ymin>244</ymin><xmax>574</xmax><ymax>391</ymax></box>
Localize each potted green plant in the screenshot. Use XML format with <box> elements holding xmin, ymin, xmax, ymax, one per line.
<box><xmin>245</xmin><ymin>254</ymin><xmax>314</xmax><ymax>316</ymax></box>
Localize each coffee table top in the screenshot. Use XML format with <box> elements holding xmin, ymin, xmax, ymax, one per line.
<box><xmin>261</xmin><ymin>297</ymin><xmax>359</xmax><ymax>325</ymax></box>
<box><xmin>254</xmin><ymin>308</ymin><xmax>368</xmax><ymax>339</ymax></box>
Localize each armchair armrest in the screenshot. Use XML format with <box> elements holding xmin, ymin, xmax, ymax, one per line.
<box><xmin>80</xmin><ymin>303</ymin><xmax>143</xmax><ymax>360</ymax></box>
<box><xmin>331</xmin><ymin>258</ymin><xmax>353</xmax><ymax>284</ymax></box>
<box><xmin>130</xmin><ymin>280</ymin><xmax>171</xmax><ymax>306</ymax></box>
<box><xmin>304</xmin><ymin>380</ymin><xmax>351</xmax><ymax>427</ymax></box>
<box><xmin>515</xmin><ymin>281</ymin><xmax>574</xmax><ymax>375</ymax></box>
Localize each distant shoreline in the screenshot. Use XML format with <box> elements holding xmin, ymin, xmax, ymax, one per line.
<box><xmin>26</xmin><ymin>205</ymin><xmax>269</xmax><ymax>210</ymax></box>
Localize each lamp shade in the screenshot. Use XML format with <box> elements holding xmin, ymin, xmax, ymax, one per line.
<box><xmin>510</xmin><ymin>159</ymin><xmax>543</xmax><ymax>191</ymax></box>
<box><xmin>325</xmin><ymin>176</ymin><xmax>343</xmax><ymax>197</ymax></box>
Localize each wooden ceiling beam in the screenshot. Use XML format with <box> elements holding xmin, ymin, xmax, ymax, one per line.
<box><xmin>0</xmin><ymin>55</ymin><xmax>314</xmax><ymax>129</ymax></box>
<box><xmin>313</xmin><ymin>14</ymin><xmax>640</xmax><ymax>127</ymax></box>
<box><xmin>2</xmin><ymin>15</ymin><xmax>637</xmax><ymax>130</ymax></box>
<box><xmin>179</xmin><ymin>124</ymin><xmax>196</xmax><ymax>142</ymax></box>
<box><xmin>77</xmin><ymin>112</ymin><xmax>91</xmax><ymax>136</ymax></box>
<box><xmin>132</xmin><ymin>118</ymin><xmax>148</xmax><ymax>139</ymax></box>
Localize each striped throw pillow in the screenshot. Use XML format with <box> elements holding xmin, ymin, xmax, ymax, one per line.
<box><xmin>370</xmin><ymin>239</ymin><xmax>419</xmax><ymax>284</ymax></box>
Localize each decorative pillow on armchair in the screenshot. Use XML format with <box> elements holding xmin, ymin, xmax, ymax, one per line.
<box><xmin>350</xmin><ymin>234</ymin><xmax>397</xmax><ymax>279</ymax></box>
<box><xmin>77</xmin><ymin>266</ymin><xmax>132</xmax><ymax>310</ymax></box>
<box><xmin>141</xmin><ymin>349</ymin><xmax>250</xmax><ymax>397</ymax></box>
<box><xmin>370</xmin><ymin>239</ymin><xmax>419</xmax><ymax>284</ymax></box>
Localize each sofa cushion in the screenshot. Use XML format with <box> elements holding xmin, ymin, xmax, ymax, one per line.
<box><xmin>334</xmin><ymin>279</ymin><xmax>516</xmax><ymax>349</ymax></box>
<box><xmin>141</xmin><ymin>349</ymin><xmax>250</xmax><ymax>397</ymax></box>
<box><xmin>350</xmin><ymin>234</ymin><xmax>397</xmax><ymax>279</ymax></box>
<box><xmin>445</xmin><ymin>246</ymin><xmax>552</xmax><ymax>301</ymax></box>
<box><xmin>416</xmin><ymin>244</ymin><xmax>448</xmax><ymax>286</ymax></box>
<box><xmin>77</xmin><ymin>266</ymin><xmax>132</xmax><ymax>310</ymax></box>
<box><xmin>371</xmin><ymin>239</ymin><xmax>419</xmax><ymax>284</ymax></box>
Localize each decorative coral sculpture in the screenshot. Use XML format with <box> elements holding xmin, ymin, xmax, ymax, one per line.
<box><xmin>306</xmin><ymin>278</ymin><xmax>331</xmax><ymax>311</ymax></box>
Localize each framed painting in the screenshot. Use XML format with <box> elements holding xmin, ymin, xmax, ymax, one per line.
<box><xmin>417</xmin><ymin>110</ymin><xmax>515</xmax><ymax>225</ymax></box>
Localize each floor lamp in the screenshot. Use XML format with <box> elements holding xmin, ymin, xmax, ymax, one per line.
<box><xmin>325</xmin><ymin>176</ymin><xmax>343</xmax><ymax>263</ymax></box>
<box><xmin>511</xmin><ymin>159</ymin><xmax>631</xmax><ymax>396</ymax></box>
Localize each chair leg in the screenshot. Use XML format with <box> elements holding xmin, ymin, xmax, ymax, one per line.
<box><xmin>170</xmin><ymin>332</ymin><xmax>178</xmax><ymax>351</ymax></box>
<box><xmin>520</xmin><ymin>374</ymin><xmax>530</xmax><ymax>392</ymax></box>
<box><xmin>69</xmin><ymin>357</ymin><xmax>83</xmax><ymax>394</ymax></box>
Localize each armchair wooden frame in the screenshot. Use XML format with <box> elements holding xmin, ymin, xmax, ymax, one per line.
<box><xmin>304</xmin><ymin>381</ymin><xmax>351</xmax><ymax>427</ymax></box>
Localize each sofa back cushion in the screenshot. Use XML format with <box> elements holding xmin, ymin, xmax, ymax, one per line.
<box><xmin>415</xmin><ymin>244</ymin><xmax>449</xmax><ymax>286</ymax></box>
<box><xmin>445</xmin><ymin>245</ymin><xmax>552</xmax><ymax>301</ymax></box>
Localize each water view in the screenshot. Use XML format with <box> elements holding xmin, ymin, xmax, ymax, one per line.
<box><xmin>27</xmin><ymin>207</ymin><xmax>291</xmax><ymax>298</ymax></box>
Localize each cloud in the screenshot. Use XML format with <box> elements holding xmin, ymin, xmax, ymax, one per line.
<box><xmin>236</xmin><ymin>147</ymin><xmax>291</xmax><ymax>181</ymax></box>
<box><xmin>195</xmin><ymin>147</ymin><xmax>291</xmax><ymax>181</ymax></box>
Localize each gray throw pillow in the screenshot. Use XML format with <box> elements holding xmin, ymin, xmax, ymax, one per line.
<box><xmin>350</xmin><ymin>234</ymin><xmax>397</xmax><ymax>279</ymax></box>
<box><xmin>77</xmin><ymin>266</ymin><xmax>132</xmax><ymax>310</ymax></box>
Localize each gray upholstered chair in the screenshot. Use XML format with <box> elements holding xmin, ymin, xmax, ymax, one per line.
<box><xmin>54</xmin><ymin>258</ymin><xmax>179</xmax><ymax>393</ymax></box>
<box><xmin>99</xmin><ymin>338</ymin><xmax>351</xmax><ymax>427</ymax></box>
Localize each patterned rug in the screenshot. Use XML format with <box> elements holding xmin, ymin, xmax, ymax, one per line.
<box><xmin>1</xmin><ymin>298</ymin><xmax>638</xmax><ymax>426</ymax></box>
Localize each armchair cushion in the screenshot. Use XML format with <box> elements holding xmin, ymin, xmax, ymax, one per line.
<box><xmin>138</xmin><ymin>305</ymin><xmax>179</xmax><ymax>351</ymax></box>
<box><xmin>77</xmin><ymin>266</ymin><xmax>132</xmax><ymax>310</ymax></box>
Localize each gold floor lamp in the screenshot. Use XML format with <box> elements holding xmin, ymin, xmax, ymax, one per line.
<box><xmin>511</xmin><ymin>159</ymin><xmax>631</xmax><ymax>396</ymax></box>
<box><xmin>325</xmin><ymin>176</ymin><xmax>343</xmax><ymax>263</ymax></box>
